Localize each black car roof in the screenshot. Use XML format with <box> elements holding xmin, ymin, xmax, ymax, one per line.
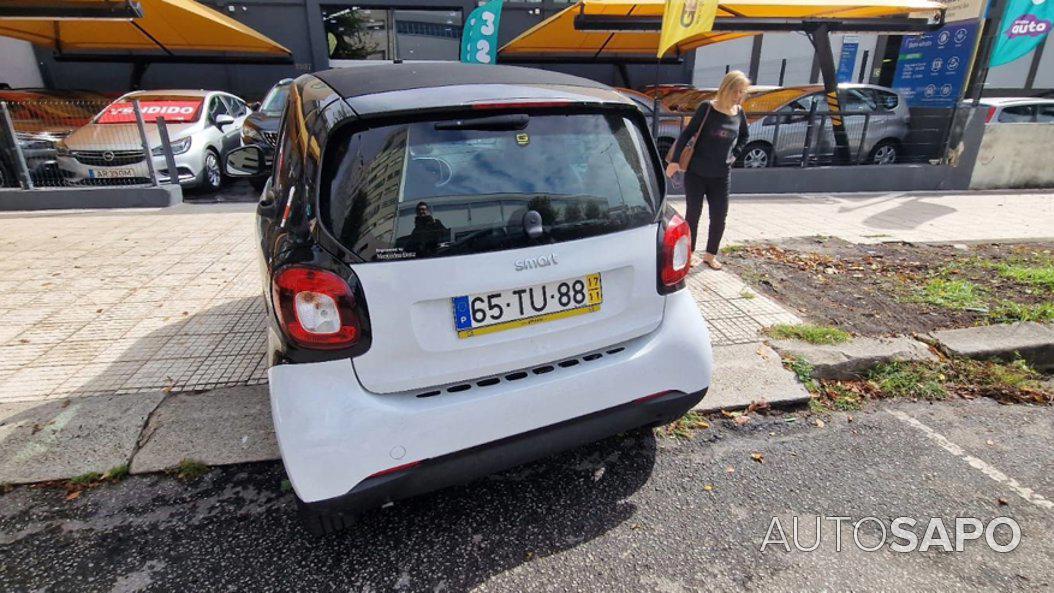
<box><xmin>313</xmin><ymin>62</ymin><xmax>610</xmax><ymax>99</ymax></box>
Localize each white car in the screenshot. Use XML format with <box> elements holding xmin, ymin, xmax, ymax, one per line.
<box><xmin>977</xmin><ymin>97</ymin><xmax>1054</xmax><ymax>123</ymax></box>
<box><xmin>224</xmin><ymin>63</ymin><xmax>714</xmax><ymax>536</ymax></box>
<box><xmin>57</xmin><ymin>89</ymin><xmax>250</xmax><ymax>192</ymax></box>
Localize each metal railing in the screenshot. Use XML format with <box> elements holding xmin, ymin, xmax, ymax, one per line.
<box><xmin>0</xmin><ymin>98</ymin><xmax>178</xmax><ymax>190</ymax></box>
<box><xmin>649</xmin><ymin>107</ymin><xmax>952</xmax><ymax>169</ymax></box>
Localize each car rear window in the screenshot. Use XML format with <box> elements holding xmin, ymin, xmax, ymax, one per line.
<box><xmin>320</xmin><ymin>111</ymin><xmax>660</xmax><ymax>262</ymax></box>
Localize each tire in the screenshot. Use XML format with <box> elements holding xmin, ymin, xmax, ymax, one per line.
<box><xmin>739</xmin><ymin>142</ymin><xmax>773</xmax><ymax>168</ymax></box>
<box><xmin>296</xmin><ymin>496</ymin><xmax>357</xmax><ymax>537</ymax></box>
<box><xmin>200</xmin><ymin>148</ymin><xmax>223</xmax><ymax>193</ymax></box>
<box><xmin>868</xmin><ymin>140</ymin><xmax>900</xmax><ymax>165</ymax></box>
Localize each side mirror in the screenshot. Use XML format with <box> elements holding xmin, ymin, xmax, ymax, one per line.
<box><xmin>224</xmin><ymin>145</ymin><xmax>266</xmax><ymax>177</ymax></box>
<box><xmin>215</xmin><ymin>114</ymin><xmax>236</xmax><ymax>128</ymax></box>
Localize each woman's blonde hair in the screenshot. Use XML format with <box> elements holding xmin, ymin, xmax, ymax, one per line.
<box><xmin>715</xmin><ymin>70</ymin><xmax>751</xmax><ymax>106</ymax></box>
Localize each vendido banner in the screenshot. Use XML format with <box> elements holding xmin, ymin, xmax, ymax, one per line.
<box><xmin>658</xmin><ymin>0</ymin><xmax>719</xmax><ymax>58</ymax></box>
<box><xmin>461</xmin><ymin>0</ymin><xmax>504</xmax><ymax>64</ymax></box>
<box><xmin>990</xmin><ymin>0</ymin><xmax>1054</xmax><ymax>67</ymax></box>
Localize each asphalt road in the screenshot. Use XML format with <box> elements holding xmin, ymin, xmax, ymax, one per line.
<box><xmin>2</xmin><ymin>398</ymin><xmax>1052</xmax><ymax>593</ymax></box>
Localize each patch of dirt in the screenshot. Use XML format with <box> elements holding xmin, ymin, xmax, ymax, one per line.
<box><xmin>722</xmin><ymin>237</ymin><xmax>1054</xmax><ymax>336</ymax></box>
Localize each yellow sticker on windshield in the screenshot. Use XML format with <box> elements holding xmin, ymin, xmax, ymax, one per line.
<box><xmin>516</xmin><ymin>133</ymin><xmax>530</xmax><ymax>146</ymax></box>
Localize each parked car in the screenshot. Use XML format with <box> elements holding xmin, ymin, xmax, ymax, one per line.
<box><xmin>613</xmin><ymin>87</ymin><xmax>687</xmax><ymax>157</ymax></box>
<box><xmin>57</xmin><ymin>90</ymin><xmax>250</xmax><ymax>192</ymax></box>
<box><xmin>0</xmin><ymin>89</ymin><xmax>110</xmax><ymax>187</ymax></box>
<box><xmin>240</xmin><ymin>78</ymin><xmax>293</xmax><ymax>191</ymax></box>
<box><xmin>736</xmin><ymin>84</ymin><xmax>910</xmax><ymax>167</ymax></box>
<box><xmin>223</xmin><ymin>63</ymin><xmax>714</xmax><ymax>535</ymax></box>
<box><xmin>976</xmin><ymin>97</ymin><xmax>1054</xmax><ymax>123</ymax></box>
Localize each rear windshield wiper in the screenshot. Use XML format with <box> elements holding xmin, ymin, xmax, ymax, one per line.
<box><xmin>434</xmin><ymin>114</ymin><xmax>529</xmax><ymax>131</ymax></box>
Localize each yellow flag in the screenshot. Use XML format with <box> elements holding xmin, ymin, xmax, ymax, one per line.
<box><xmin>658</xmin><ymin>0</ymin><xmax>719</xmax><ymax>58</ymax></box>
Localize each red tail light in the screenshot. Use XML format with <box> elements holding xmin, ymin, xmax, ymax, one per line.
<box><xmin>659</xmin><ymin>214</ymin><xmax>692</xmax><ymax>292</ymax></box>
<box><xmin>272</xmin><ymin>267</ymin><xmax>360</xmax><ymax>349</ymax></box>
<box><xmin>986</xmin><ymin>106</ymin><xmax>997</xmax><ymax>123</ymax></box>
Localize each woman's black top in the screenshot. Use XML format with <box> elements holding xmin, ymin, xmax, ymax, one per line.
<box><xmin>670</xmin><ymin>101</ymin><xmax>750</xmax><ymax>178</ymax></box>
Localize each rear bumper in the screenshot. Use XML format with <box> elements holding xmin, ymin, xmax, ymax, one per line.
<box><xmin>305</xmin><ymin>387</ymin><xmax>706</xmax><ymax>514</ymax></box>
<box><xmin>269</xmin><ymin>288</ymin><xmax>712</xmax><ymax>507</ymax></box>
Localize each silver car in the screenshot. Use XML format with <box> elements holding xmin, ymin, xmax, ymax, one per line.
<box><xmin>976</xmin><ymin>97</ymin><xmax>1054</xmax><ymax>123</ymax></box>
<box><xmin>57</xmin><ymin>90</ymin><xmax>250</xmax><ymax>192</ymax></box>
<box><xmin>736</xmin><ymin>84</ymin><xmax>911</xmax><ymax>168</ymax></box>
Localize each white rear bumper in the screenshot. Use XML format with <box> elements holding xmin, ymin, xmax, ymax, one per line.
<box><xmin>269</xmin><ymin>289</ymin><xmax>712</xmax><ymax>504</ymax></box>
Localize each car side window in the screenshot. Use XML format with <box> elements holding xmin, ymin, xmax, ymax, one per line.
<box><xmin>222</xmin><ymin>95</ymin><xmax>247</xmax><ymax>117</ymax></box>
<box><xmin>208</xmin><ymin>96</ymin><xmax>230</xmax><ymax>122</ymax></box>
<box><xmin>874</xmin><ymin>90</ymin><xmax>899</xmax><ymax>110</ymax></box>
<box><xmin>998</xmin><ymin>105</ymin><xmax>1035</xmax><ymax>123</ymax></box>
<box><xmin>1038</xmin><ymin>105</ymin><xmax>1054</xmax><ymax>123</ymax></box>
<box><xmin>270</xmin><ymin>90</ymin><xmax>303</xmax><ymax>200</ymax></box>
<box><xmin>843</xmin><ymin>89</ymin><xmax>876</xmax><ymax>112</ymax></box>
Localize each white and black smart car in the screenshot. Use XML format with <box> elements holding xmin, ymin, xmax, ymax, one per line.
<box><xmin>224</xmin><ymin>63</ymin><xmax>714</xmax><ymax>535</ymax></box>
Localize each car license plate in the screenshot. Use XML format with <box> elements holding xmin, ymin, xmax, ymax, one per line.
<box><xmin>452</xmin><ymin>273</ymin><xmax>603</xmax><ymax>339</ymax></box>
<box><xmin>88</xmin><ymin>168</ymin><xmax>136</xmax><ymax>179</ymax></box>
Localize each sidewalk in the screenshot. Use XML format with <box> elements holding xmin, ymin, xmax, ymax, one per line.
<box><xmin>2</xmin><ymin>189</ymin><xmax>1052</xmax><ymax>483</ymax></box>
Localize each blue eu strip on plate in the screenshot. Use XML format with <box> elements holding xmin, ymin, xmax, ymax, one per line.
<box><xmin>452</xmin><ymin>296</ymin><xmax>472</xmax><ymax>331</ymax></box>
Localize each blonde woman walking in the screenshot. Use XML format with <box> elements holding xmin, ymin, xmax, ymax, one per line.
<box><xmin>666</xmin><ymin>70</ymin><xmax>750</xmax><ymax>270</ymax></box>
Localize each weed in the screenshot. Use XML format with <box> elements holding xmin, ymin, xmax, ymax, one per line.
<box><xmin>103</xmin><ymin>464</ymin><xmax>129</xmax><ymax>481</ymax></box>
<box><xmin>280</xmin><ymin>479</ymin><xmax>293</xmax><ymax>493</ymax></box>
<box><xmin>739</xmin><ymin>288</ymin><xmax>756</xmax><ymax>299</ymax></box>
<box><xmin>69</xmin><ymin>472</ymin><xmax>102</xmax><ymax>486</ymax></box>
<box><xmin>989</xmin><ymin>301</ymin><xmax>1054</xmax><ymax>323</ymax></box>
<box><xmin>173</xmin><ymin>459</ymin><xmax>210</xmax><ymax>481</ymax></box>
<box><xmin>766</xmin><ymin>323</ymin><xmax>851</xmax><ymax>345</ymax></box>
<box><xmin>867</xmin><ymin>361</ymin><xmax>948</xmax><ymax>400</ymax></box>
<box><xmin>720</xmin><ymin>244</ymin><xmax>747</xmax><ymax>255</ymax></box>
<box><xmin>783</xmin><ymin>356</ymin><xmax>819</xmax><ymax>393</ymax></box>
<box><xmin>808</xmin><ymin>398</ymin><xmax>828</xmax><ymax>415</ymax></box>
<box><xmin>915</xmin><ymin>278</ymin><xmax>987</xmax><ymax>311</ymax></box>
<box><xmin>658</xmin><ymin>411</ymin><xmax>711</xmax><ymax>439</ymax></box>
<box><xmin>994</xmin><ymin>263</ymin><xmax>1054</xmax><ymax>291</ymax></box>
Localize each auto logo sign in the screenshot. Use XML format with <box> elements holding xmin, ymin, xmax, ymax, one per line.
<box><xmin>1006</xmin><ymin>13</ymin><xmax>1051</xmax><ymax>38</ymax></box>
<box><xmin>102</xmin><ymin>151</ymin><xmax>115</xmax><ymax>162</ymax></box>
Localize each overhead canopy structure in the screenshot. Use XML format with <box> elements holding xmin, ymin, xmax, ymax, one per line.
<box><xmin>500</xmin><ymin>0</ymin><xmax>946</xmax><ymax>63</ymax></box>
<box><xmin>0</xmin><ymin>0</ymin><xmax>291</xmax><ymax>64</ymax></box>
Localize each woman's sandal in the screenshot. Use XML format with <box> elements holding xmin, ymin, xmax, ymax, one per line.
<box><xmin>702</xmin><ymin>255</ymin><xmax>723</xmax><ymax>270</ymax></box>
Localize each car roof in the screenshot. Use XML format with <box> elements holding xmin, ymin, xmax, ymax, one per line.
<box><xmin>122</xmin><ymin>89</ymin><xmax>224</xmax><ymax>99</ymax></box>
<box><xmin>314</xmin><ymin>62</ymin><xmax>610</xmax><ymax>100</ymax></box>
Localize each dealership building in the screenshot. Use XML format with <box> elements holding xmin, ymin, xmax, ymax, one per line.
<box><xmin>0</xmin><ymin>0</ymin><xmax>1050</xmax><ymax>102</ymax></box>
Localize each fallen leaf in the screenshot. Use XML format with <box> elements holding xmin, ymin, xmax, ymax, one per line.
<box><xmin>725</xmin><ymin>466</ymin><xmax>735</xmax><ymax>474</ymax></box>
<box><xmin>847</xmin><ymin>415</ymin><xmax>854</xmax><ymax>423</ymax></box>
<box><xmin>65</xmin><ymin>490</ymin><xmax>81</xmax><ymax>501</ymax></box>
<box><xmin>986</xmin><ymin>439</ymin><xmax>994</xmax><ymax>446</ymax></box>
<box><xmin>721</xmin><ymin>410</ymin><xmax>737</xmax><ymax>418</ymax></box>
<box><xmin>814</xmin><ymin>419</ymin><xmax>825</xmax><ymax>428</ymax></box>
<box><xmin>747</xmin><ymin>399</ymin><xmax>770</xmax><ymax>414</ymax></box>
<box><xmin>96</xmin><ymin>309</ymin><xmax>103</xmax><ymax>314</ymax></box>
<box><xmin>997</xmin><ymin>498</ymin><xmax>1008</xmax><ymax>506</ymax></box>
<box><xmin>751</xmin><ymin>452</ymin><xmax>765</xmax><ymax>464</ymax></box>
<box><xmin>734</xmin><ymin>415</ymin><xmax>750</xmax><ymax>426</ymax></box>
<box><xmin>703</xmin><ymin>484</ymin><xmax>714</xmax><ymax>492</ymax></box>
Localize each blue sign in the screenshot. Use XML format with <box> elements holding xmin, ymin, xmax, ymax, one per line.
<box><xmin>892</xmin><ymin>20</ymin><xmax>980</xmax><ymax>108</ymax></box>
<box><xmin>836</xmin><ymin>36</ymin><xmax>859</xmax><ymax>83</ymax></box>
<box><xmin>461</xmin><ymin>0</ymin><xmax>503</xmax><ymax>64</ymax></box>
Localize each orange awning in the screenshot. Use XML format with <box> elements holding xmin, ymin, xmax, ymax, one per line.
<box><xmin>500</xmin><ymin>0</ymin><xmax>945</xmax><ymax>61</ymax></box>
<box><xmin>0</xmin><ymin>0</ymin><xmax>290</xmax><ymax>61</ymax></box>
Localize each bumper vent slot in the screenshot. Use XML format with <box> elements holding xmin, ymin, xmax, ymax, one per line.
<box><xmin>414</xmin><ymin>342</ymin><xmax>630</xmax><ymax>398</ymax></box>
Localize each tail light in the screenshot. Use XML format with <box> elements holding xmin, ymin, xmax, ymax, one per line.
<box><xmin>273</xmin><ymin>266</ymin><xmax>360</xmax><ymax>349</ymax></box>
<box><xmin>658</xmin><ymin>214</ymin><xmax>692</xmax><ymax>294</ymax></box>
<box><xmin>986</xmin><ymin>106</ymin><xmax>997</xmax><ymax>123</ymax></box>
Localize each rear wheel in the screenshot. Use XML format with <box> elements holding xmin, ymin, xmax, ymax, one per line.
<box><xmin>296</xmin><ymin>495</ymin><xmax>357</xmax><ymax>537</ymax></box>
<box><xmin>868</xmin><ymin>140</ymin><xmax>900</xmax><ymax>165</ymax></box>
<box><xmin>740</xmin><ymin>142</ymin><xmax>773</xmax><ymax>168</ymax></box>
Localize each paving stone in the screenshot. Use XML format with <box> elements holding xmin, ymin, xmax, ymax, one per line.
<box><xmin>929</xmin><ymin>322</ymin><xmax>1054</xmax><ymax>371</ymax></box>
<box><xmin>0</xmin><ymin>392</ymin><xmax>164</xmax><ymax>484</ymax></box>
<box><xmin>767</xmin><ymin>336</ymin><xmax>938</xmax><ymax>380</ymax></box>
<box><xmin>129</xmin><ymin>385</ymin><xmax>278</xmax><ymax>474</ymax></box>
<box><xmin>695</xmin><ymin>343</ymin><xmax>810</xmax><ymax>413</ymax></box>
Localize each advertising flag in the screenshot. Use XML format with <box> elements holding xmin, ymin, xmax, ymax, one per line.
<box><xmin>461</xmin><ymin>0</ymin><xmax>504</xmax><ymax>64</ymax></box>
<box><xmin>658</xmin><ymin>0</ymin><xmax>719</xmax><ymax>58</ymax></box>
<box><xmin>990</xmin><ymin>0</ymin><xmax>1054</xmax><ymax>66</ymax></box>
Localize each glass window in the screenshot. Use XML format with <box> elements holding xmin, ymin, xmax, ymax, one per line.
<box><xmin>260</xmin><ymin>84</ymin><xmax>291</xmax><ymax>116</ymax></box>
<box><xmin>1037</xmin><ymin>104</ymin><xmax>1054</xmax><ymax>123</ymax></box>
<box><xmin>324</xmin><ymin>7</ymin><xmax>389</xmax><ymax>60</ymax></box>
<box><xmin>221</xmin><ymin>95</ymin><xmax>247</xmax><ymax>117</ymax></box>
<box><xmin>394</xmin><ymin>10</ymin><xmax>462</xmax><ymax>60</ymax></box>
<box><xmin>842</xmin><ymin>89</ymin><xmax>876</xmax><ymax>112</ymax></box>
<box><xmin>208</xmin><ymin>96</ymin><xmax>230</xmax><ymax>121</ymax></box>
<box><xmin>873</xmin><ymin>90</ymin><xmax>899</xmax><ymax>110</ymax></box>
<box><xmin>321</xmin><ymin>112</ymin><xmax>659</xmax><ymax>262</ymax></box>
<box><xmin>998</xmin><ymin>105</ymin><xmax>1036</xmax><ymax>123</ymax></box>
